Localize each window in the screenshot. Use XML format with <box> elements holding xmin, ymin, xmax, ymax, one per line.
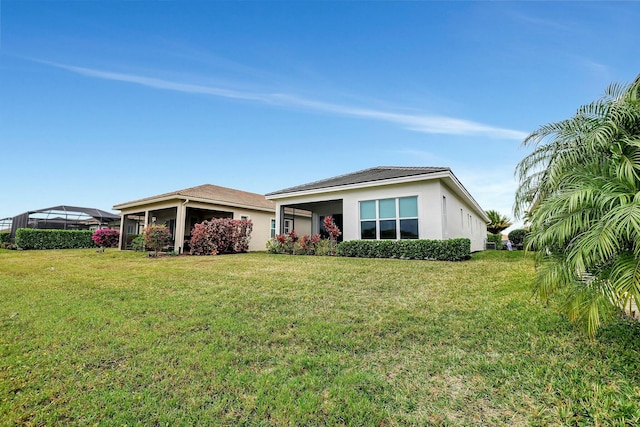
<box><xmin>270</xmin><ymin>219</ymin><xmax>276</xmax><ymax>238</ymax></box>
<box><xmin>240</xmin><ymin>215</ymin><xmax>249</xmax><ymax>221</ymax></box>
<box><xmin>284</xmin><ymin>219</ymin><xmax>293</xmax><ymax>234</ymax></box>
<box><xmin>359</xmin><ymin>196</ymin><xmax>418</xmax><ymax>240</ymax></box>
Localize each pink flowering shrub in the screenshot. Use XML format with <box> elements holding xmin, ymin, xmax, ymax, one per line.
<box><xmin>142</xmin><ymin>224</ymin><xmax>172</xmax><ymax>256</ymax></box>
<box><xmin>190</xmin><ymin>218</ymin><xmax>253</xmax><ymax>255</ymax></box>
<box><xmin>92</xmin><ymin>228</ymin><xmax>120</xmax><ymax>249</ymax></box>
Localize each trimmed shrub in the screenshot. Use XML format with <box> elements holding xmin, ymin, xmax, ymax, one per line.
<box><xmin>486</xmin><ymin>233</ymin><xmax>503</xmax><ymax>249</ymax></box>
<box><xmin>0</xmin><ymin>232</ymin><xmax>10</xmax><ymax>244</ymax></box>
<box><xmin>508</xmin><ymin>229</ymin><xmax>528</xmax><ymax>247</ymax></box>
<box><xmin>92</xmin><ymin>229</ymin><xmax>120</xmax><ymax>249</ymax></box>
<box><xmin>190</xmin><ymin>218</ymin><xmax>253</xmax><ymax>255</ymax></box>
<box><xmin>15</xmin><ymin>229</ymin><xmax>95</xmax><ymax>250</ymax></box>
<box><xmin>337</xmin><ymin>238</ymin><xmax>471</xmax><ymax>261</ymax></box>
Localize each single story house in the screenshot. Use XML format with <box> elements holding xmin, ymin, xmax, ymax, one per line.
<box><xmin>265</xmin><ymin>166</ymin><xmax>489</xmax><ymax>252</ymax></box>
<box><xmin>113</xmin><ymin>184</ymin><xmax>310</xmax><ymax>253</ymax></box>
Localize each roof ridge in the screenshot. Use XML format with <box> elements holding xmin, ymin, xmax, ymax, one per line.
<box><xmin>266</xmin><ymin>166</ymin><xmax>451</xmax><ymax>196</ymax></box>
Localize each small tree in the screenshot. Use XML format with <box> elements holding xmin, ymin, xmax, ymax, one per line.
<box><xmin>323</xmin><ymin>216</ymin><xmax>342</xmax><ymax>256</ymax></box>
<box><xmin>508</xmin><ymin>229</ymin><xmax>528</xmax><ymax>247</ymax></box>
<box><xmin>92</xmin><ymin>229</ymin><xmax>120</xmax><ymax>252</ymax></box>
<box><xmin>142</xmin><ymin>224</ymin><xmax>172</xmax><ymax>256</ymax></box>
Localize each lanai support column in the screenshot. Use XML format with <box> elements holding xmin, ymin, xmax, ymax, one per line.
<box><xmin>118</xmin><ymin>213</ymin><xmax>126</xmax><ymax>250</ymax></box>
<box><xmin>175</xmin><ymin>202</ymin><xmax>187</xmax><ymax>254</ymax></box>
<box><xmin>276</xmin><ymin>204</ymin><xmax>286</xmax><ymax>235</ymax></box>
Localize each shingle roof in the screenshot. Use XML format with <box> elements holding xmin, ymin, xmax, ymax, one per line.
<box><xmin>266</xmin><ymin>166</ymin><xmax>450</xmax><ymax>196</ymax></box>
<box><xmin>114</xmin><ymin>184</ymin><xmax>275</xmax><ymax>210</ymax></box>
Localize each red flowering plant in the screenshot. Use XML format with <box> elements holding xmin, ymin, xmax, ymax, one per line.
<box><xmin>142</xmin><ymin>224</ymin><xmax>172</xmax><ymax>257</ymax></box>
<box><xmin>323</xmin><ymin>216</ymin><xmax>341</xmax><ymax>255</ymax></box>
<box><xmin>92</xmin><ymin>228</ymin><xmax>120</xmax><ymax>252</ymax></box>
<box><xmin>267</xmin><ymin>231</ymin><xmax>300</xmax><ymax>254</ymax></box>
<box><xmin>298</xmin><ymin>233</ymin><xmax>322</xmax><ymax>255</ymax></box>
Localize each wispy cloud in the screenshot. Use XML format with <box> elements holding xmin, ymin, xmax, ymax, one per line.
<box><xmin>43</xmin><ymin>60</ymin><xmax>528</xmax><ymax>140</ymax></box>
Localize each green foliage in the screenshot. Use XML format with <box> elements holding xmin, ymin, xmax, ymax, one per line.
<box><xmin>337</xmin><ymin>238</ymin><xmax>471</xmax><ymax>261</ymax></box>
<box><xmin>487</xmin><ymin>233</ymin><xmax>503</xmax><ymax>249</ymax></box>
<box><xmin>131</xmin><ymin>235</ymin><xmax>146</xmax><ymax>252</ymax></box>
<box><xmin>0</xmin><ymin>232</ymin><xmax>10</xmax><ymax>244</ymax></box>
<box><xmin>265</xmin><ymin>237</ymin><xmax>285</xmax><ymax>254</ymax></box>
<box><xmin>14</xmin><ymin>229</ymin><xmax>95</xmax><ymax>250</ymax></box>
<box><xmin>508</xmin><ymin>229</ymin><xmax>528</xmax><ymax>246</ymax></box>
<box><xmin>515</xmin><ymin>74</ymin><xmax>640</xmax><ymax>337</ymax></box>
<box><xmin>485</xmin><ymin>210</ymin><xmax>513</xmax><ymax>234</ymax></box>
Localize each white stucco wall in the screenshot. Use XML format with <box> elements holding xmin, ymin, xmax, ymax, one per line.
<box><xmin>439</xmin><ymin>184</ymin><xmax>487</xmax><ymax>252</ymax></box>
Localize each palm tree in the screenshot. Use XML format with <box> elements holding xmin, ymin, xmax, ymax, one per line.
<box><xmin>515</xmin><ymin>74</ymin><xmax>640</xmax><ymax>336</ymax></box>
<box><xmin>485</xmin><ymin>210</ymin><xmax>513</xmax><ymax>235</ymax></box>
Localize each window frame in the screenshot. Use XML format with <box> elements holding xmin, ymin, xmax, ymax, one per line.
<box><xmin>359</xmin><ymin>196</ymin><xmax>419</xmax><ymax>240</ymax></box>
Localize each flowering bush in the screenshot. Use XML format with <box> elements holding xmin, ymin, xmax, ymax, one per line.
<box><xmin>142</xmin><ymin>224</ymin><xmax>172</xmax><ymax>256</ymax></box>
<box><xmin>92</xmin><ymin>228</ymin><xmax>120</xmax><ymax>250</ymax></box>
<box><xmin>190</xmin><ymin>218</ymin><xmax>253</xmax><ymax>255</ymax></box>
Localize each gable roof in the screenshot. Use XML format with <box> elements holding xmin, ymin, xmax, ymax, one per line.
<box><xmin>113</xmin><ymin>184</ymin><xmax>275</xmax><ymax>211</ymax></box>
<box><xmin>266</xmin><ymin>166</ymin><xmax>451</xmax><ymax>196</ymax></box>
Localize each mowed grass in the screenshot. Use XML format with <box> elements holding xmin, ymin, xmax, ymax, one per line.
<box><xmin>1</xmin><ymin>249</ymin><xmax>640</xmax><ymax>426</ymax></box>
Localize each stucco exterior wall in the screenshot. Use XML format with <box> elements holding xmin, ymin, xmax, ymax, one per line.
<box><xmin>439</xmin><ymin>184</ymin><xmax>487</xmax><ymax>252</ymax></box>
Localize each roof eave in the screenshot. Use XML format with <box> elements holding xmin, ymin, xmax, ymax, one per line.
<box><xmin>113</xmin><ymin>194</ymin><xmax>275</xmax><ymax>213</ymax></box>
<box><xmin>266</xmin><ymin>171</ymin><xmax>453</xmax><ymax>200</ymax></box>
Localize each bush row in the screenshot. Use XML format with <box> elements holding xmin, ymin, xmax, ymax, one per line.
<box><xmin>0</xmin><ymin>232</ymin><xmax>10</xmax><ymax>244</ymax></box>
<box><xmin>15</xmin><ymin>229</ymin><xmax>95</xmax><ymax>250</ymax></box>
<box><xmin>337</xmin><ymin>238</ymin><xmax>471</xmax><ymax>261</ymax></box>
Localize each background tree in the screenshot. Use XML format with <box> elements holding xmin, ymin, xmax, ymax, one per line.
<box><xmin>515</xmin><ymin>74</ymin><xmax>640</xmax><ymax>336</ymax></box>
<box><xmin>485</xmin><ymin>210</ymin><xmax>513</xmax><ymax>235</ymax></box>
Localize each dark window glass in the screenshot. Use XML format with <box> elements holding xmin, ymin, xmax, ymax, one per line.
<box><xmin>400</xmin><ymin>219</ymin><xmax>419</xmax><ymax>239</ymax></box>
<box><xmin>361</xmin><ymin>221</ymin><xmax>377</xmax><ymax>239</ymax></box>
<box><xmin>380</xmin><ymin>220</ymin><xmax>397</xmax><ymax>239</ymax></box>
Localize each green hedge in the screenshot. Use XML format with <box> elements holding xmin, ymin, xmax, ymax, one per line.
<box><xmin>15</xmin><ymin>229</ymin><xmax>96</xmax><ymax>250</ymax></box>
<box><xmin>486</xmin><ymin>233</ymin><xmax>503</xmax><ymax>249</ymax></box>
<box><xmin>0</xmin><ymin>232</ymin><xmax>10</xmax><ymax>244</ymax></box>
<box><xmin>337</xmin><ymin>238</ymin><xmax>471</xmax><ymax>261</ymax></box>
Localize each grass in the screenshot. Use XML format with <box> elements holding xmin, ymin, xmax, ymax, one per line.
<box><xmin>1</xmin><ymin>249</ymin><xmax>640</xmax><ymax>426</ymax></box>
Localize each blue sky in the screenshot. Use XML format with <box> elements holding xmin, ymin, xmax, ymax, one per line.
<box><xmin>1</xmin><ymin>1</ymin><xmax>638</xmax><ymax>230</ymax></box>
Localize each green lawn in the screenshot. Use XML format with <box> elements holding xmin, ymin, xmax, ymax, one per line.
<box><xmin>1</xmin><ymin>249</ymin><xmax>639</xmax><ymax>426</ymax></box>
